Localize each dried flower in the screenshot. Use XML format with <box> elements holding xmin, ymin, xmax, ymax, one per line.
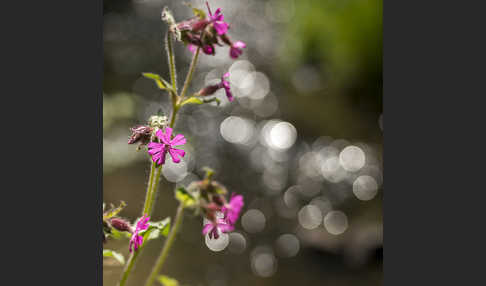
<box><xmin>147</xmin><ymin>127</ymin><xmax>187</xmax><ymax>165</ymax></box>
<box><xmin>128</xmin><ymin>125</ymin><xmax>153</xmax><ymax>145</ymax></box>
<box><xmin>129</xmin><ymin>214</ymin><xmax>150</xmax><ymax>253</ymax></box>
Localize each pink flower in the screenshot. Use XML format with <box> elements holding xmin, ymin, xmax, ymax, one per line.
<box><xmin>147</xmin><ymin>127</ymin><xmax>186</xmax><ymax>165</ymax></box>
<box><xmin>129</xmin><ymin>214</ymin><xmax>150</xmax><ymax>253</ymax></box>
<box><xmin>230</xmin><ymin>41</ymin><xmax>246</xmax><ymax>59</ymax></box>
<box><xmin>209</xmin><ymin>8</ymin><xmax>229</xmax><ymax>35</ymax></box>
<box><xmin>220</xmin><ymin>72</ymin><xmax>233</xmax><ymax>101</ymax></box>
<box><xmin>222</xmin><ymin>193</ymin><xmax>244</xmax><ymax>225</ymax></box>
<box><xmin>202</xmin><ymin>218</ymin><xmax>234</xmax><ymax>239</ymax></box>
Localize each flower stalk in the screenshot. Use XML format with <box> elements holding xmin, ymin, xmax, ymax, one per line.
<box><xmin>144</xmin><ymin>204</ymin><xmax>185</xmax><ymax>286</ymax></box>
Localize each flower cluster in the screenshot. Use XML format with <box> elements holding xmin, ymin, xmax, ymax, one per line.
<box><xmin>176</xmin><ymin>2</ymin><xmax>246</xmax><ymax>59</ymax></box>
<box><xmin>129</xmin><ymin>214</ymin><xmax>150</xmax><ymax>253</ymax></box>
<box><xmin>202</xmin><ymin>193</ymin><xmax>244</xmax><ymax>239</ymax></box>
<box><xmin>186</xmin><ymin>173</ymin><xmax>244</xmax><ymax>240</ymax></box>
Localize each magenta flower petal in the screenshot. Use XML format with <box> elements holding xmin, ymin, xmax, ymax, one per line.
<box><xmin>229</xmin><ymin>41</ymin><xmax>246</xmax><ymax>59</ymax></box>
<box><xmin>170</xmin><ymin>134</ymin><xmax>187</xmax><ymax>146</ymax></box>
<box><xmin>168</xmin><ymin>148</ymin><xmax>185</xmax><ymax>163</ymax></box>
<box><xmin>129</xmin><ymin>214</ymin><xmax>150</xmax><ymax>252</ymax></box>
<box><xmin>161</xmin><ymin>127</ymin><xmax>172</xmax><ymax>144</ymax></box>
<box><xmin>222</xmin><ymin>193</ymin><xmax>244</xmax><ymax>225</ymax></box>
<box><xmin>148</xmin><ymin>127</ymin><xmax>187</xmax><ymax>165</ymax></box>
<box><xmin>202</xmin><ymin>223</ymin><xmax>213</xmax><ymax>235</ymax></box>
<box><xmin>213</xmin><ymin>21</ymin><xmax>229</xmax><ymax>35</ymax></box>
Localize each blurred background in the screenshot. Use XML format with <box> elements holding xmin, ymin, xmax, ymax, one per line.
<box><xmin>103</xmin><ymin>0</ymin><xmax>382</xmax><ymax>285</ymax></box>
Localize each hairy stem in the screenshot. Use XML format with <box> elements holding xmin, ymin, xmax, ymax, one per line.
<box><xmin>180</xmin><ymin>47</ymin><xmax>200</xmax><ymax>99</ymax></box>
<box><xmin>166</xmin><ymin>30</ymin><xmax>177</xmax><ymax>94</ymax></box>
<box><xmin>117</xmin><ymin>162</ymin><xmax>163</xmax><ymax>286</ymax></box>
<box><xmin>144</xmin><ymin>204</ymin><xmax>185</xmax><ymax>286</ymax></box>
<box><xmin>143</xmin><ymin>163</ymin><xmax>163</xmax><ymax>216</ymax></box>
<box><xmin>117</xmin><ymin>250</ymin><xmax>140</xmax><ymax>286</ymax></box>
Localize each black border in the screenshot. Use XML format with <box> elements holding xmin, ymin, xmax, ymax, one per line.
<box><xmin>1</xmin><ymin>1</ymin><xmax>102</xmax><ymax>284</ymax></box>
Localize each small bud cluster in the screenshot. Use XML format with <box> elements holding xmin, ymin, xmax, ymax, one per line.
<box><xmin>176</xmin><ymin>2</ymin><xmax>246</xmax><ymax>59</ymax></box>
<box><xmin>185</xmin><ymin>169</ymin><xmax>244</xmax><ymax>240</ymax></box>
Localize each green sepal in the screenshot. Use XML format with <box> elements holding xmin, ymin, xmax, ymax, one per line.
<box><xmin>180</xmin><ymin>97</ymin><xmax>204</xmax><ymax>106</ymax></box>
<box><xmin>175</xmin><ymin>187</ymin><xmax>197</xmax><ymax>207</ymax></box>
<box><xmin>157</xmin><ymin>275</ymin><xmax>179</xmax><ymax>286</ymax></box>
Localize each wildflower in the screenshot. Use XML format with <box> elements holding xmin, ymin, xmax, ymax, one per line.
<box><xmin>128</xmin><ymin>125</ymin><xmax>153</xmax><ymax>145</ymax></box>
<box><xmin>222</xmin><ymin>193</ymin><xmax>244</xmax><ymax>225</ymax></box>
<box><xmin>196</xmin><ymin>72</ymin><xmax>233</xmax><ymax>102</ymax></box>
<box><xmin>129</xmin><ymin>214</ymin><xmax>150</xmax><ymax>253</ymax></box>
<box><xmin>229</xmin><ymin>41</ymin><xmax>246</xmax><ymax>59</ymax></box>
<box><xmin>202</xmin><ymin>218</ymin><xmax>234</xmax><ymax>239</ymax></box>
<box><xmin>208</xmin><ymin>7</ymin><xmax>229</xmax><ymax>35</ymax></box>
<box><xmin>147</xmin><ymin>127</ymin><xmax>187</xmax><ymax>165</ymax></box>
<box><xmin>220</xmin><ymin>72</ymin><xmax>233</xmax><ymax>101</ymax></box>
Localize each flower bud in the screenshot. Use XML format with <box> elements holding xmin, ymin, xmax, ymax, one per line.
<box><xmin>110</xmin><ymin>217</ymin><xmax>134</xmax><ymax>233</ymax></box>
<box><xmin>197</xmin><ymin>84</ymin><xmax>220</xmax><ymax>97</ymax></box>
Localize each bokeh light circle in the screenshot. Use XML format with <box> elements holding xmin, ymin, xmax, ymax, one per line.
<box><xmin>298</xmin><ymin>205</ymin><xmax>322</xmax><ymax>230</ymax></box>
<box><xmin>275</xmin><ymin>234</ymin><xmax>300</xmax><ymax>258</ymax></box>
<box><xmin>353</xmin><ymin>175</ymin><xmax>379</xmax><ymax>201</ymax></box>
<box><xmin>323</xmin><ymin>210</ymin><xmax>348</xmax><ymax>235</ymax></box>
<box><xmin>242</xmin><ymin>209</ymin><xmax>266</xmax><ymax>233</ymax></box>
<box><xmin>339</xmin><ymin>145</ymin><xmax>366</xmax><ymax>172</ymax></box>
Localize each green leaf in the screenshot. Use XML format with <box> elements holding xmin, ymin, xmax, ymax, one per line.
<box><xmin>180</xmin><ymin>97</ymin><xmax>204</xmax><ymax>106</ymax></box>
<box><xmin>103</xmin><ymin>201</ymin><xmax>126</xmax><ymax>220</ymax></box>
<box><xmin>192</xmin><ymin>7</ymin><xmax>206</xmax><ymax>19</ymax></box>
<box><xmin>103</xmin><ymin>249</ymin><xmax>125</xmax><ymax>265</ymax></box>
<box><xmin>175</xmin><ymin>187</ymin><xmax>197</xmax><ymax>207</ymax></box>
<box><xmin>142</xmin><ymin>73</ymin><xmax>173</xmax><ymax>91</ymax></box>
<box><xmin>157</xmin><ymin>275</ymin><xmax>179</xmax><ymax>286</ymax></box>
<box><xmin>139</xmin><ymin>217</ymin><xmax>171</xmax><ymax>244</ymax></box>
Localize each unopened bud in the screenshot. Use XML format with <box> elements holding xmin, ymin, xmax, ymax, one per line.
<box><xmin>197</xmin><ymin>84</ymin><xmax>220</xmax><ymax>97</ymax></box>
<box><xmin>109</xmin><ymin>217</ymin><xmax>133</xmax><ymax>233</ymax></box>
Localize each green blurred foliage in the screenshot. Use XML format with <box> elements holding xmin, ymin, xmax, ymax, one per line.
<box><xmin>277</xmin><ymin>0</ymin><xmax>382</xmax><ymax>141</ymax></box>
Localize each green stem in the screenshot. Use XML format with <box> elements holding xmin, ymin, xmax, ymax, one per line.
<box><xmin>169</xmin><ymin>47</ymin><xmax>200</xmax><ymax>127</ymax></box>
<box><xmin>144</xmin><ymin>204</ymin><xmax>185</xmax><ymax>286</ymax></box>
<box><xmin>166</xmin><ymin>30</ymin><xmax>177</xmax><ymax>94</ymax></box>
<box><xmin>117</xmin><ymin>162</ymin><xmax>163</xmax><ymax>286</ymax></box>
<box><xmin>117</xmin><ymin>250</ymin><xmax>140</xmax><ymax>286</ymax></box>
<box><xmin>179</xmin><ymin>47</ymin><xmax>200</xmax><ymax>99</ymax></box>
